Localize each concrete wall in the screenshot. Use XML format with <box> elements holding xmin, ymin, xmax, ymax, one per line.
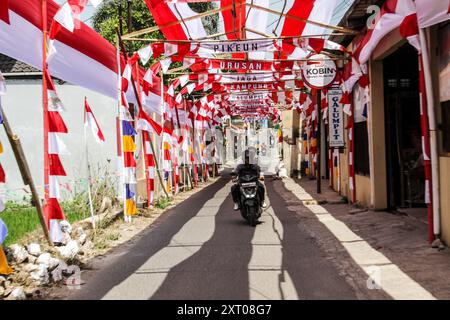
<box><xmin>355</xmin><ymin>174</ymin><xmax>371</xmax><ymax>207</ymax></box>
<box><xmin>0</xmin><ymin>79</ymin><xmax>118</xmax><ymax>201</ymax></box>
<box><xmin>281</xmin><ymin>109</ymin><xmax>300</xmax><ymax>176</ymax></box>
<box><xmin>439</xmin><ymin>157</ymin><xmax>450</xmax><ymax>245</ymax></box>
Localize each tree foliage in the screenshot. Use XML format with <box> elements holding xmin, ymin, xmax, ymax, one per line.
<box><xmin>92</xmin><ymin>0</ymin><xmax>219</xmax><ymax>54</ymax></box>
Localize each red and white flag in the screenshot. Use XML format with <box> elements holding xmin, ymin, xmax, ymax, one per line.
<box><xmin>84</xmin><ymin>97</ymin><xmax>105</xmax><ymax>144</ymax></box>
<box><xmin>137</xmin><ymin>108</ymin><xmax>163</xmax><ymax>135</ymax></box>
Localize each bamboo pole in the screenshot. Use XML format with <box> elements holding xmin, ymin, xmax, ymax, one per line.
<box><xmin>40</xmin><ymin>0</ymin><xmax>53</xmax><ymax>246</ymax></box>
<box><xmin>246</xmin><ymin>3</ymin><xmax>357</xmax><ymax>35</ymax></box>
<box><xmin>116</xmin><ymin>31</ymin><xmax>170</xmax><ymax>199</ymax></box>
<box><xmin>123</xmin><ymin>32</ymin><xmax>352</xmax><ymax>43</ymax></box>
<box><xmin>122</xmin><ymin>4</ymin><xmax>236</xmax><ymax>40</ymax></box>
<box><xmin>121</xmin><ymin>3</ymin><xmax>355</xmax><ymax>40</ymax></box>
<box><xmin>0</xmin><ymin>104</ymin><xmax>52</xmax><ymax>244</ymax></box>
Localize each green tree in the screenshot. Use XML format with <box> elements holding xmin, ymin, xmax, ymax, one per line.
<box><xmin>92</xmin><ymin>0</ymin><xmax>219</xmax><ymax>53</ymax></box>
<box><xmin>92</xmin><ymin>0</ymin><xmax>162</xmax><ymax>53</ymax></box>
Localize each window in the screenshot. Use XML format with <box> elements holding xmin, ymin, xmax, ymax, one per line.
<box><xmin>354</xmin><ymin>121</ymin><xmax>370</xmax><ymax>176</ymax></box>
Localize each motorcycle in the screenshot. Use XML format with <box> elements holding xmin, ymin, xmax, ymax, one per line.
<box><xmin>232</xmin><ymin>172</ymin><xmax>262</xmax><ymax>227</ymax></box>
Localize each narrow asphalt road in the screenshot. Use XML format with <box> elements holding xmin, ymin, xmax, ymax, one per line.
<box><xmin>63</xmin><ymin>174</ymin><xmax>358</xmax><ymax>300</ymax></box>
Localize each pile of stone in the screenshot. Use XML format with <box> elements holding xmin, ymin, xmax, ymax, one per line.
<box><xmin>0</xmin><ymin>222</ymin><xmax>93</xmax><ymax>300</ymax></box>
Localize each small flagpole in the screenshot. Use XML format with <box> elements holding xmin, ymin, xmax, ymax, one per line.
<box><xmin>116</xmin><ymin>36</ymin><xmax>129</xmax><ymax>223</ymax></box>
<box><xmin>41</xmin><ymin>0</ymin><xmax>53</xmax><ymax>246</ymax></box>
<box><xmin>84</xmin><ymin>114</ymin><xmax>96</xmax><ymax>229</ymax></box>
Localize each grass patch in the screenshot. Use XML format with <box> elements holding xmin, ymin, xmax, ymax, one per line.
<box><xmin>155</xmin><ymin>197</ymin><xmax>172</xmax><ymax>209</ymax></box>
<box><xmin>0</xmin><ymin>197</ymin><xmax>90</xmax><ymax>246</ymax></box>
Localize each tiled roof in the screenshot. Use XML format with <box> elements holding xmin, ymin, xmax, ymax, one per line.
<box><xmin>0</xmin><ymin>53</ymin><xmax>39</xmax><ymax>74</ymax></box>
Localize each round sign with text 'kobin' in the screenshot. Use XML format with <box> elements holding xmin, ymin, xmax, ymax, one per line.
<box><xmin>301</xmin><ymin>53</ymin><xmax>337</xmax><ymax>89</ymax></box>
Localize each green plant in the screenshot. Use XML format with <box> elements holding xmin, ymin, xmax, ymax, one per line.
<box><xmin>155</xmin><ymin>197</ymin><xmax>172</xmax><ymax>209</ymax></box>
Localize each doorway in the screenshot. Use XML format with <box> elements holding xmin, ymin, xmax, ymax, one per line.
<box><xmin>383</xmin><ymin>44</ymin><xmax>426</xmax><ymax>210</ymax></box>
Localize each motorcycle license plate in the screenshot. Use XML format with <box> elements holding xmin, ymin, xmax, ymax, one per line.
<box><xmin>241</xmin><ymin>182</ymin><xmax>257</xmax><ymax>187</ymax></box>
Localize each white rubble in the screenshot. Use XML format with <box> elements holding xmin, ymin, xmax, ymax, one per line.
<box><xmin>57</xmin><ymin>240</ymin><xmax>80</xmax><ymax>260</ymax></box>
<box><xmin>37</xmin><ymin>253</ymin><xmax>60</xmax><ymax>271</ymax></box>
<box><xmin>26</xmin><ymin>243</ymin><xmax>41</xmax><ymax>257</ymax></box>
<box><xmin>29</xmin><ymin>264</ymin><xmax>49</xmax><ymax>285</ymax></box>
<box><xmin>9</xmin><ymin>287</ymin><xmax>26</xmax><ymax>300</ymax></box>
<box><xmin>10</xmin><ymin>244</ymin><xmax>29</xmax><ymax>263</ymax></box>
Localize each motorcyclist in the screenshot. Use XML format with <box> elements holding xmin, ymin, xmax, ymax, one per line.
<box><xmin>231</xmin><ymin>147</ymin><xmax>267</xmax><ymax>210</ymax></box>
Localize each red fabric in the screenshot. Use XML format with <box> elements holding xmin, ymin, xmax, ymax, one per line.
<box><xmin>46</xmin><ymin>198</ymin><xmax>65</xmax><ymax>221</ymax></box>
<box><xmin>399</xmin><ymin>13</ymin><xmax>419</xmax><ymax>38</ymax></box>
<box><xmin>0</xmin><ymin>163</ymin><xmax>5</xmax><ymax>183</ymax></box>
<box><xmin>124</xmin><ymin>151</ymin><xmax>136</xmax><ymax>168</ymax></box>
<box><xmin>144</xmin><ymin>0</ymin><xmax>188</xmax><ymax>40</ymax></box>
<box><xmin>85</xmin><ymin>98</ymin><xmax>105</xmax><ymax>142</ymax></box>
<box><xmin>9</xmin><ymin>0</ymin><xmax>119</xmax><ymax>72</ymax></box>
<box><xmin>308</xmin><ymin>38</ymin><xmax>325</xmax><ymax>53</ymax></box>
<box><xmin>281</xmin><ymin>0</ymin><xmax>315</xmax><ymax>37</ymax></box>
<box><xmin>49</xmin><ymin>154</ymin><xmax>66</xmax><ymax>176</ymax></box>
<box><xmin>0</xmin><ymin>0</ymin><xmax>10</xmax><ymax>24</ymax></box>
<box><xmin>48</xmin><ymin>111</ymin><xmax>68</xmax><ymax>133</ymax></box>
<box><xmin>220</xmin><ymin>0</ymin><xmax>246</xmax><ymax>59</ymax></box>
<box><xmin>353</xmin><ymin>0</ymin><xmax>399</xmax><ymax>62</ymax></box>
<box><xmin>139</xmin><ymin>108</ymin><xmax>163</xmax><ymax>135</ymax></box>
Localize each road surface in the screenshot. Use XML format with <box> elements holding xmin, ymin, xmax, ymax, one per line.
<box><xmin>63</xmin><ymin>173</ymin><xmax>359</xmax><ymax>300</ymax></box>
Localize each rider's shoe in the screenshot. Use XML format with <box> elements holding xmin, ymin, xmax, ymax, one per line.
<box><xmin>233</xmin><ymin>203</ymin><xmax>240</xmax><ymax>210</ymax></box>
<box><xmin>261</xmin><ymin>201</ymin><xmax>268</xmax><ymax>208</ymax></box>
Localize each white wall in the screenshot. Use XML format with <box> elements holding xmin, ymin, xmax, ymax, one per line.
<box><xmin>0</xmin><ymin>79</ymin><xmax>118</xmax><ymax>201</ymax></box>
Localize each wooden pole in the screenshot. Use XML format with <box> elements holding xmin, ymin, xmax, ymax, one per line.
<box><xmin>40</xmin><ymin>0</ymin><xmax>53</xmax><ymax>246</ymax></box>
<box><xmin>116</xmin><ymin>31</ymin><xmax>169</xmax><ymax>199</ymax></box>
<box><xmin>316</xmin><ymin>90</ymin><xmax>321</xmax><ymax>194</ymax></box>
<box><xmin>122</xmin><ymin>4</ymin><xmax>236</xmax><ymax>40</ymax></box>
<box><xmin>0</xmin><ymin>104</ymin><xmax>52</xmax><ymax>244</ymax></box>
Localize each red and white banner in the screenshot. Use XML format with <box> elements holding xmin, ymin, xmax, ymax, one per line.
<box><xmin>354</xmin><ymin>0</ymin><xmax>416</xmax><ymax>64</ymax></box>
<box><xmin>210</xmin><ymin>59</ymin><xmax>274</xmax><ymax>72</ymax></box>
<box><xmin>224</xmin><ymin>82</ymin><xmax>276</xmax><ymax>91</ymax></box>
<box><xmin>415</xmin><ymin>0</ymin><xmax>450</xmax><ymax>28</ymax></box>
<box><xmin>144</xmin><ymin>0</ymin><xmax>207</xmax><ymax>40</ymax></box>
<box><xmin>0</xmin><ymin>0</ymin><xmax>133</xmax><ymax>101</ymax></box>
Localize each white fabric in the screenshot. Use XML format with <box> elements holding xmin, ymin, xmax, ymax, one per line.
<box><xmin>138</xmin><ymin>45</ymin><xmax>153</xmax><ymax>66</ymax></box>
<box><xmin>245</xmin><ymin>0</ymin><xmax>270</xmax><ymax>60</ymax></box>
<box><xmin>358</xmin><ymin>0</ymin><xmax>416</xmax><ymax>64</ymax></box>
<box><xmin>48</xmin><ymin>89</ymin><xmax>65</xmax><ymax>112</ymax></box>
<box><xmin>0</xmin><ymin>10</ymin><xmax>122</xmax><ymax>101</ymax></box>
<box><xmin>168</xmin><ymin>3</ymin><xmax>207</xmax><ymax>40</ymax></box>
<box><xmin>143</xmin><ymin>69</ymin><xmax>153</xmax><ymax>86</ymax></box>
<box><xmin>49</xmin><ymin>132</ymin><xmax>70</xmax><ymax>155</ymax></box>
<box><xmin>160</xmin><ymin>58</ymin><xmax>172</xmax><ymax>73</ymax></box>
<box><xmin>179</xmin><ymin>75</ymin><xmax>189</xmax><ymax>87</ymax></box>
<box><xmin>49</xmin><ymin>175</ymin><xmax>61</xmax><ymax>199</ymax></box>
<box><xmin>0</xmin><ymin>218</ymin><xmax>7</xmax><ymax>244</ymax></box>
<box><xmin>137</xmin><ymin>118</ymin><xmax>159</xmax><ymax>135</ymax></box>
<box><xmin>0</xmin><ymin>70</ymin><xmax>6</xmax><ymax>95</ymax></box>
<box><xmin>49</xmin><ymin>219</ymin><xmax>64</xmax><ymax>243</ymax></box>
<box><xmin>415</xmin><ymin>0</ymin><xmax>450</xmax><ymax>28</ymax></box>
<box><xmin>85</xmin><ymin>111</ymin><xmax>104</xmax><ymax>144</ymax></box>
<box><xmin>89</xmin><ymin>0</ymin><xmax>103</xmax><ymax>8</ymax></box>
<box><xmin>186</xmin><ymin>83</ymin><xmax>196</xmax><ymax>94</ymax></box>
<box><xmin>164</xmin><ymin>43</ymin><xmax>178</xmax><ymax>57</ymax></box>
<box><xmin>54</xmin><ymin>3</ymin><xmax>75</xmax><ymax>33</ymax></box>
<box><xmin>142</xmin><ymin>91</ymin><xmax>162</xmax><ymax>115</ymax></box>
<box><xmin>302</xmin><ymin>0</ymin><xmax>337</xmax><ymax>36</ymax></box>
